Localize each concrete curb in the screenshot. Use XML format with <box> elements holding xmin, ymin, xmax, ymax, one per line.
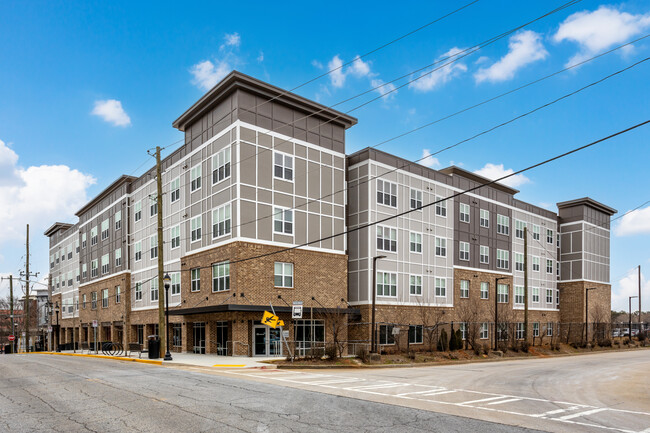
<box><xmin>30</xmin><ymin>352</ymin><xmax>163</xmax><ymax>365</ymax></box>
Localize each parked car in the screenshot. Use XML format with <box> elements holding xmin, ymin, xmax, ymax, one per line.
<box><xmin>631</xmin><ymin>329</ymin><xmax>639</xmax><ymax>337</ymax></box>
<box><xmin>621</xmin><ymin>328</ymin><xmax>630</xmax><ymax>337</ymax></box>
<box><xmin>612</xmin><ymin>329</ymin><xmax>620</xmax><ymax>338</ymax></box>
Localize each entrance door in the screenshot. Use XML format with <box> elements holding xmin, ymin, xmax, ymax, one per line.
<box><xmin>253</xmin><ymin>325</ymin><xmax>282</xmax><ymax>356</ymax></box>
<box><xmin>193</xmin><ymin>322</ymin><xmax>205</xmax><ymax>354</ymax></box>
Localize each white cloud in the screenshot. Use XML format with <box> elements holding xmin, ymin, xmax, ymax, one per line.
<box><xmin>473</xmin><ymin>163</ymin><xmax>530</xmax><ymax>188</ymax></box>
<box><xmin>615</xmin><ymin>206</ymin><xmax>650</xmax><ymax>236</ymax></box>
<box><xmin>0</xmin><ymin>140</ymin><xmax>23</xmax><ymax>187</ymax></box>
<box><xmin>0</xmin><ymin>140</ymin><xmax>96</xmax><ymax>246</ymax></box>
<box><xmin>554</xmin><ymin>6</ymin><xmax>650</xmax><ymax>65</ymax></box>
<box><xmin>91</xmin><ymin>99</ymin><xmax>131</xmax><ymax>127</ymax></box>
<box><xmin>475</xmin><ymin>31</ymin><xmax>548</xmax><ymax>84</ymax></box>
<box><xmin>311</xmin><ymin>60</ymin><xmax>324</xmax><ymax>70</ymax></box>
<box><xmin>370</xmin><ymin>78</ymin><xmax>397</xmax><ymax>100</ymax></box>
<box><xmin>612</xmin><ymin>268</ymin><xmax>649</xmax><ymax>311</ymax></box>
<box><xmin>190</xmin><ymin>59</ymin><xmax>231</xmax><ymax>91</ymax></box>
<box><xmin>349</xmin><ymin>55</ymin><xmax>371</xmax><ymax>78</ymax></box>
<box><xmin>257</xmin><ymin>51</ymin><xmax>264</xmax><ymax>62</ymax></box>
<box><xmin>327</xmin><ymin>55</ymin><xmax>346</xmax><ymax>88</ymax></box>
<box><xmin>222</xmin><ymin>32</ymin><xmax>241</xmax><ymax>49</ymax></box>
<box><xmin>420</xmin><ymin>149</ymin><xmax>441</xmax><ymax>168</ymax></box>
<box><xmin>410</xmin><ymin>47</ymin><xmax>467</xmax><ymax>92</ymax></box>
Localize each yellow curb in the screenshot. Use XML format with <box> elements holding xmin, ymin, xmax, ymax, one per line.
<box><xmin>212</xmin><ymin>364</ymin><xmax>246</xmax><ymax>367</ymax></box>
<box><xmin>30</xmin><ymin>352</ymin><xmax>163</xmax><ymax>365</ymax></box>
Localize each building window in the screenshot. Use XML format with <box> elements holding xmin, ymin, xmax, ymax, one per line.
<box><xmin>409</xmin><ymin>325</ymin><xmax>423</xmax><ymax>344</ymax></box>
<box><xmin>546</xmin><ymin>259</ymin><xmax>553</xmax><ymax>274</ymax></box>
<box><xmin>516</xmin><ymin>323</ymin><xmax>525</xmax><ymax>340</ymax></box>
<box><xmin>135</xmin><ymin>241</ymin><xmax>142</xmax><ymax>262</ymax></box>
<box><xmin>377</xmin><ymin>179</ymin><xmax>397</xmax><ymax>207</ymax></box>
<box><xmin>532</xmin><ymin>287</ymin><xmax>540</xmax><ymax>303</ymax></box>
<box><xmin>497</xmin><ymin>214</ymin><xmax>509</xmax><ymax>235</ymax></box>
<box><xmin>91</xmin><ymin>226</ymin><xmax>98</xmax><ymax>246</ymax></box>
<box><xmin>515</xmin><ymin>286</ymin><xmax>524</xmax><ymax>305</ymax></box>
<box><xmin>151</xmin><ymin>279</ymin><xmax>158</xmax><ymax>302</ymax></box>
<box><xmin>191</xmin><ymin>164</ymin><xmax>202</xmax><ymax>191</ymax></box>
<box><xmin>82</xmin><ymin>233</ymin><xmax>87</xmax><ymax>249</ymax></box>
<box><xmin>82</xmin><ymin>294</ymin><xmax>87</xmax><ymax>309</ymax></box>
<box><xmin>82</xmin><ymin>263</ymin><xmax>87</xmax><ymax>279</ymax></box>
<box><xmin>480</xmin><ymin>209</ymin><xmax>489</xmax><ymax>228</ymax></box>
<box><xmin>409</xmin><ymin>232</ymin><xmax>422</xmax><ymax>253</ymax></box>
<box><xmin>115</xmin><ymin>210</ymin><xmax>122</xmax><ymax>230</ymax></box>
<box><xmin>547</xmin><ymin>322</ymin><xmax>553</xmax><ymax>336</ymax></box>
<box><xmin>556</xmin><ymin>290</ymin><xmax>560</xmax><ymax>306</ymax></box>
<box><xmin>532</xmin><ymin>256</ymin><xmax>540</xmax><ymax>272</ymax></box>
<box><xmin>533</xmin><ymin>322</ymin><xmax>540</xmax><ymax>337</ymax></box>
<box><xmin>460</xmin><ymin>280</ymin><xmax>469</xmax><ymax>298</ymax></box>
<box><xmin>116</xmin><ymin>286</ymin><xmax>121</xmax><ymax>304</ymax></box>
<box><xmin>212</xmin><ymin>261</ymin><xmax>230</xmax><ymax>292</ymax></box>
<box><xmin>459</xmin><ymin>203</ymin><xmax>470</xmax><ymax>223</ymax></box>
<box><xmin>173</xmin><ymin>324</ymin><xmax>182</xmax><ymax>347</ymax></box>
<box><xmin>546</xmin><ymin>229</ymin><xmax>553</xmax><ymax>244</ymax></box>
<box><xmin>115</xmin><ymin>248</ymin><xmax>121</xmax><ymax>267</ymax></box>
<box><xmin>191</xmin><ymin>268</ymin><xmax>200</xmax><ymax>292</ymax></box>
<box><xmin>135</xmin><ymin>282</ymin><xmax>142</xmax><ymax>301</ymax></box>
<box><xmin>191</xmin><ymin>215</ymin><xmax>202</xmax><ymax>241</ymax></box>
<box><xmin>91</xmin><ymin>292</ymin><xmax>97</xmax><ymax>310</ymax></box>
<box><xmin>480</xmin><ymin>282</ymin><xmax>489</xmax><ymax>299</ymax></box>
<box><xmin>496</xmin><ymin>249</ymin><xmax>509</xmax><ymax>269</ymax></box>
<box><xmin>150</xmin><ymin>234</ymin><xmax>158</xmax><ymax>259</ymax></box>
<box><xmin>212</xmin><ymin>203</ymin><xmax>231</xmax><ymax>238</ymax></box>
<box><xmin>435</xmin><ymin>196</ymin><xmax>447</xmax><ymax>217</ymax></box>
<box><xmin>67</xmin><ymin>271</ymin><xmax>73</xmax><ymax>286</ymax></box>
<box><xmin>532</xmin><ymin>224</ymin><xmax>540</xmax><ymax>241</ymax></box>
<box><xmin>91</xmin><ymin>259</ymin><xmax>98</xmax><ymax>278</ymax></box>
<box><xmin>515</xmin><ymin>220</ymin><xmax>525</xmax><ymax>239</ymax></box>
<box><xmin>150</xmin><ymin>199</ymin><xmax>158</xmax><ymax>217</ymax></box>
<box><xmin>136</xmin><ymin>325</ymin><xmax>144</xmax><ymax>345</ymax></box>
<box><xmin>377</xmin><ymin>272</ymin><xmax>397</xmax><ymax>297</ymax></box>
<box><xmin>480</xmin><ymin>323</ymin><xmax>489</xmax><ymax>339</ymax></box>
<box><xmin>435</xmin><ymin>278</ymin><xmax>446</xmax><ymax>297</ymax></box>
<box><xmin>480</xmin><ymin>245</ymin><xmax>489</xmax><ymax>264</ymax></box>
<box><xmin>273</xmin><ymin>207</ymin><xmax>293</xmax><ymax>235</ymax></box>
<box><xmin>274</xmin><ymin>152</ymin><xmax>293</xmax><ymax>181</ymax></box>
<box><xmin>294</xmin><ymin>320</ymin><xmax>325</xmax><ymax>349</ymax></box>
<box><xmin>67</xmin><ymin>246</ymin><xmax>72</xmax><ymax>260</ymax></box>
<box><xmin>101</xmin><ymin>219</ymin><xmax>109</xmax><ymax>240</ymax></box>
<box><xmin>171</xmin><ymin>272</ymin><xmax>181</xmax><ymax>295</ymax></box>
<box><xmin>435</xmin><ymin>237</ymin><xmax>447</xmax><ymax>257</ymax></box>
<box><xmin>557</xmin><ymin>261</ymin><xmax>560</xmax><ymax>278</ymax></box>
<box><xmin>170</xmin><ymin>177</ymin><xmax>180</xmax><ymax>203</ymax></box>
<box><xmin>170</xmin><ymin>225</ymin><xmax>180</xmax><ymax>249</ymax></box>
<box><xmin>460</xmin><ymin>323</ymin><xmax>467</xmax><ymax>341</ymax></box>
<box><xmin>410</xmin><ymin>189</ymin><xmax>422</xmax><ymax>210</ymax></box>
<box><xmin>76</xmin><ymin>239</ymin><xmax>80</xmax><ymax>253</ymax></box>
<box><xmin>377</xmin><ymin>226</ymin><xmax>397</xmax><ymax>252</ymax></box>
<box><xmin>557</xmin><ymin>233</ymin><xmax>560</xmax><ymax>248</ymax></box>
<box><xmin>101</xmin><ymin>254</ymin><xmax>109</xmax><ymax>275</ymax></box>
<box><xmin>459</xmin><ymin>241</ymin><xmax>469</xmax><ymax>261</ymax></box>
<box><xmin>76</xmin><ymin>269</ymin><xmax>80</xmax><ymax>282</ymax></box>
<box><xmin>55</xmin><ymin>252</ymin><xmax>59</xmax><ymax>264</ymax></box>
<box><xmin>274</xmin><ymin>262</ymin><xmax>293</xmax><ymax>288</ymax></box>
<box><xmin>497</xmin><ymin>283</ymin><xmax>509</xmax><ymax>303</ymax></box>
<box><xmin>515</xmin><ymin>253</ymin><xmax>524</xmax><ymax>272</ymax></box>
<box><xmin>134</xmin><ymin>201</ymin><xmax>142</xmax><ymax>222</ymax></box>
<box><xmin>546</xmin><ymin>289</ymin><xmax>553</xmax><ymax>304</ymax></box>
<box><xmin>379</xmin><ymin>325</ymin><xmax>395</xmax><ymax>345</ymax></box>
<box><xmin>102</xmin><ymin>289</ymin><xmax>109</xmax><ymax>308</ymax></box>
<box><xmin>212</xmin><ymin>147</ymin><xmax>231</xmax><ymax>184</ymax></box>
<box><xmin>409</xmin><ymin>275</ymin><xmax>422</xmax><ymax>295</ymax></box>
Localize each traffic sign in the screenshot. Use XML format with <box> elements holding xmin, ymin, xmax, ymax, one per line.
<box><xmin>8</xmin><ymin>335</ymin><xmax>15</xmax><ymax>342</ymax></box>
<box><xmin>262</xmin><ymin>311</ymin><xmax>280</xmax><ymax>328</ymax></box>
<box><xmin>292</xmin><ymin>304</ymin><xmax>303</xmax><ymax>319</ymax></box>
<box><xmin>92</xmin><ymin>320</ymin><xmax>98</xmax><ymax>328</ymax></box>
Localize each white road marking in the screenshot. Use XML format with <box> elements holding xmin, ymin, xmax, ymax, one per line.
<box><xmin>487</xmin><ymin>398</ymin><xmax>522</xmax><ymax>405</ymax></box>
<box><xmin>395</xmin><ymin>388</ymin><xmax>446</xmax><ymax>397</ymax></box>
<box><xmin>458</xmin><ymin>396</ymin><xmax>509</xmax><ymax>405</ymax></box>
<box><xmin>530</xmin><ymin>406</ymin><xmax>580</xmax><ymax>417</ymax></box>
<box><xmin>560</xmin><ymin>408</ymin><xmax>608</xmax><ymax>420</ymax></box>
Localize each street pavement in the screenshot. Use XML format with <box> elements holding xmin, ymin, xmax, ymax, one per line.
<box><xmin>209</xmin><ymin>349</ymin><xmax>650</xmax><ymax>433</ymax></box>
<box><xmin>0</xmin><ymin>354</ymin><xmax>539</xmax><ymax>433</ymax></box>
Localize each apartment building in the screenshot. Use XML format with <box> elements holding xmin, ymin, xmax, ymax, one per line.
<box><xmin>45</xmin><ymin>71</ymin><xmax>616</xmax><ymax>355</ymax></box>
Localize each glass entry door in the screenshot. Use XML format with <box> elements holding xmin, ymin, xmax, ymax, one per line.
<box><xmin>193</xmin><ymin>322</ymin><xmax>205</xmax><ymax>354</ymax></box>
<box><xmin>253</xmin><ymin>325</ymin><xmax>282</xmax><ymax>356</ymax></box>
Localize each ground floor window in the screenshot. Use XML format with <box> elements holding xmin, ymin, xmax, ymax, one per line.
<box><xmin>533</xmin><ymin>322</ymin><xmax>540</xmax><ymax>337</ymax></box>
<box><xmin>498</xmin><ymin>323</ymin><xmax>508</xmax><ymax>341</ymax></box>
<box><xmin>216</xmin><ymin>321</ymin><xmax>228</xmax><ymax>355</ymax></box>
<box><xmin>480</xmin><ymin>323</ymin><xmax>489</xmax><ymax>339</ymax></box>
<box><xmin>409</xmin><ymin>325</ymin><xmax>423</xmax><ymax>344</ymax></box>
<box><xmin>459</xmin><ymin>323</ymin><xmax>467</xmax><ymax>341</ymax></box>
<box><xmin>516</xmin><ymin>323</ymin><xmax>525</xmax><ymax>340</ymax></box>
<box><xmin>547</xmin><ymin>322</ymin><xmax>553</xmax><ymax>336</ymax></box>
<box><xmin>294</xmin><ymin>320</ymin><xmax>325</xmax><ymax>345</ymax></box>
<box><xmin>136</xmin><ymin>325</ymin><xmax>144</xmax><ymax>345</ymax></box>
<box><xmin>172</xmin><ymin>324</ymin><xmax>182</xmax><ymax>348</ymax></box>
<box><xmin>379</xmin><ymin>324</ymin><xmax>395</xmax><ymax>345</ymax></box>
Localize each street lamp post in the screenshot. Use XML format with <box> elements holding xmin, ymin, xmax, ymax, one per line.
<box><xmin>494</xmin><ymin>277</ymin><xmax>508</xmax><ymax>351</ymax></box>
<box><xmin>54</xmin><ymin>302</ymin><xmax>60</xmax><ymax>352</ymax></box>
<box><xmin>585</xmin><ymin>288</ymin><xmax>596</xmax><ymax>343</ymax></box>
<box><xmin>629</xmin><ymin>295</ymin><xmax>638</xmax><ymax>340</ymax></box>
<box><xmin>163</xmin><ymin>274</ymin><xmax>172</xmax><ymax>361</ymax></box>
<box><xmin>371</xmin><ymin>255</ymin><xmax>387</xmax><ymax>353</ymax></box>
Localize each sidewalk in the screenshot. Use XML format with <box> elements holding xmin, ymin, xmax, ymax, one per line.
<box><xmin>31</xmin><ymin>350</ymin><xmax>282</xmax><ymax>369</ymax></box>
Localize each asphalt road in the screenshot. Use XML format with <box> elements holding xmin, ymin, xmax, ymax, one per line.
<box><xmin>211</xmin><ymin>349</ymin><xmax>650</xmax><ymax>433</ymax></box>
<box><xmin>0</xmin><ymin>354</ymin><xmax>539</xmax><ymax>433</ymax></box>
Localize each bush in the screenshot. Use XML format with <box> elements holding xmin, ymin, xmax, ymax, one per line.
<box><xmin>599</xmin><ymin>339</ymin><xmax>612</xmax><ymax>347</ymax></box>
<box><xmin>325</xmin><ymin>344</ymin><xmax>338</xmax><ymax>361</ymax></box>
<box><xmin>638</xmin><ymin>331</ymin><xmax>647</xmax><ymax>343</ymax></box>
<box><xmin>437</xmin><ymin>329</ymin><xmax>449</xmax><ymax>352</ymax></box>
<box><xmin>356</xmin><ymin>346</ymin><xmax>370</xmax><ymax>363</ymax></box>
<box><xmin>519</xmin><ymin>341</ymin><xmax>530</xmax><ymax>353</ymax></box>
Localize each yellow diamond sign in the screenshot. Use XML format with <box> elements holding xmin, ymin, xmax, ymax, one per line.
<box><xmin>262</xmin><ymin>311</ymin><xmax>280</xmax><ymax>328</ymax></box>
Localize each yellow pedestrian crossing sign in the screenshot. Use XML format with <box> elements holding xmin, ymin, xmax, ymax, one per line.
<box><xmin>262</xmin><ymin>311</ymin><xmax>281</xmax><ymax>328</ymax></box>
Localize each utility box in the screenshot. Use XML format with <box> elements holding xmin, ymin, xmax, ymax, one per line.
<box><xmin>147</xmin><ymin>335</ymin><xmax>160</xmax><ymax>359</ymax></box>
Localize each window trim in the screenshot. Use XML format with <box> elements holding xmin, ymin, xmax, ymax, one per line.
<box><xmin>274</xmin><ymin>262</ymin><xmax>294</xmax><ymax>288</ymax></box>
<box><xmin>212</xmin><ymin>261</ymin><xmax>231</xmax><ymax>292</ymax></box>
<box><xmin>273</xmin><ymin>206</ymin><xmax>293</xmax><ymax>235</ymax></box>
<box><xmin>191</xmin><ymin>215</ymin><xmax>202</xmax><ymax>242</ymax></box>
<box><xmin>459</xmin><ymin>203</ymin><xmax>470</xmax><ymax>223</ymax></box>
<box><xmin>409</xmin><ymin>275</ymin><xmax>422</xmax><ymax>296</ymax></box>
<box><xmin>409</xmin><ymin>231</ymin><xmax>422</xmax><ymax>254</ymax></box>
<box><xmin>376</xmin><ymin>271</ymin><xmax>397</xmax><ymax>298</ymax></box>
<box><xmin>190</xmin><ymin>163</ymin><xmax>202</xmax><ymax>192</ymax></box>
<box><xmin>377</xmin><ymin>179</ymin><xmax>398</xmax><ymax>208</ymax></box>
<box><xmin>212</xmin><ymin>146</ymin><xmax>232</xmax><ymax>184</ymax></box>
<box><xmin>459</xmin><ymin>241</ymin><xmax>470</xmax><ymax>261</ymax></box>
<box><xmin>273</xmin><ymin>151</ymin><xmax>294</xmax><ymax>182</ymax></box>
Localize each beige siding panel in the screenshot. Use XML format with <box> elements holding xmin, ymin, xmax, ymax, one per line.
<box><xmin>308</xmin><ymin>162</ymin><xmax>320</xmax><ymax>199</ymax></box>
<box><xmin>258</xmin><ymin>148</ymin><xmax>272</xmax><ymax>189</ymax></box>
<box><xmin>257</xmin><ymin>204</ymin><xmax>272</xmax><ymax>241</ymax></box>
<box><xmin>240</xmin><ymin>142</ymin><xmax>256</xmax><ymax>186</ymax></box>
<box><xmin>321</xmin><ymin>216</ymin><xmax>332</xmax><ymax>250</ymax></box>
<box><xmin>296</xmin><ymin>211</ymin><xmax>307</xmax><ymax>245</ymax></box>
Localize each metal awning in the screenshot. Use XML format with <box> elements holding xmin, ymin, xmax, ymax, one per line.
<box><xmin>167</xmin><ymin>303</ymin><xmax>360</xmax><ymax>316</ymax></box>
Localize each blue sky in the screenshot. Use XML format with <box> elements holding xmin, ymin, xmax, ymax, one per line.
<box><xmin>0</xmin><ymin>0</ymin><xmax>648</xmax><ymax>310</ymax></box>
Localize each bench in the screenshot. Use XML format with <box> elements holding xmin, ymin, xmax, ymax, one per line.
<box><xmin>127</xmin><ymin>343</ymin><xmax>147</xmax><ymax>359</ymax></box>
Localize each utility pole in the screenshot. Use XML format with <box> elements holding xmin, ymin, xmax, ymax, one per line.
<box><xmin>155</xmin><ymin>146</ymin><xmax>165</xmax><ymax>355</ymax></box>
<box><xmin>639</xmin><ymin>265</ymin><xmax>642</xmax><ymax>331</ymax></box>
<box><xmin>10</xmin><ymin>275</ymin><xmax>15</xmax><ymax>353</ymax></box>
<box><xmin>523</xmin><ymin>226</ymin><xmax>528</xmax><ymax>343</ymax></box>
<box><xmin>25</xmin><ymin>224</ymin><xmax>30</xmax><ymax>352</ymax></box>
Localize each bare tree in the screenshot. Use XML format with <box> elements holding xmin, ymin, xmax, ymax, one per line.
<box><xmin>416</xmin><ymin>298</ymin><xmax>445</xmax><ymax>352</ymax></box>
<box><xmin>456</xmin><ymin>296</ymin><xmax>483</xmax><ymax>351</ymax></box>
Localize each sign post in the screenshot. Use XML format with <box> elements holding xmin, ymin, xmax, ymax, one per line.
<box><xmin>8</xmin><ymin>335</ymin><xmax>15</xmax><ymax>342</ymax></box>
<box><xmin>92</xmin><ymin>320</ymin><xmax>98</xmax><ymax>354</ymax></box>
<box><xmin>266</xmin><ymin>303</ymin><xmax>293</xmax><ymax>361</ymax></box>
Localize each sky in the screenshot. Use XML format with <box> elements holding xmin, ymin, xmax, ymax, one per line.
<box><xmin>0</xmin><ymin>0</ymin><xmax>648</xmax><ymax>311</ymax></box>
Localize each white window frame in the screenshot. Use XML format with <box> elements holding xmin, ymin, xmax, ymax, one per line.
<box><xmin>273</xmin><ymin>207</ymin><xmax>293</xmax><ymax>235</ymax></box>
<box><xmin>546</xmin><ymin>229</ymin><xmax>553</xmax><ymax>244</ymax></box>
<box><xmin>435</xmin><ymin>237</ymin><xmax>447</xmax><ymax>257</ymax></box>
<box><xmin>460</xmin><ymin>280</ymin><xmax>469</xmax><ymax>298</ymax></box>
<box><xmin>480</xmin><ymin>282</ymin><xmax>489</xmax><ymax>299</ymax></box>
<box><xmin>150</xmin><ymin>199</ymin><xmax>158</xmax><ymax>217</ymax></box>
<box><xmin>497</xmin><ymin>283</ymin><xmax>509</xmax><ymax>303</ymax></box>
<box><xmin>171</xmin><ymin>272</ymin><xmax>181</xmax><ymax>295</ymax></box>
<box><xmin>515</xmin><ymin>252</ymin><xmax>524</xmax><ymax>272</ymax></box>
<box><xmin>101</xmin><ymin>219</ymin><xmax>109</xmax><ymax>240</ymax></box>
<box><xmin>377</xmin><ymin>179</ymin><xmax>397</xmax><ymax>208</ymax></box>
<box><xmin>480</xmin><ymin>209</ymin><xmax>489</xmax><ymax>228</ymax></box>
<box><xmin>99</xmin><ymin>254</ymin><xmax>107</xmax><ymax>275</ymax></box>
<box><xmin>376</xmin><ymin>271</ymin><xmax>397</xmax><ymax>297</ymax></box>
<box><xmin>546</xmin><ymin>289</ymin><xmax>553</xmax><ymax>304</ymax></box>
<box><xmin>515</xmin><ymin>286</ymin><xmax>524</xmax><ymax>305</ymax></box>
<box><xmin>435</xmin><ymin>278</ymin><xmax>446</xmax><ymax>297</ymax></box>
<box><xmin>480</xmin><ymin>323</ymin><xmax>489</xmax><ymax>340</ymax></box>
<box><xmin>190</xmin><ymin>164</ymin><xmax>202</xmax><ymax>192</ymax></box>
<box><xmin>546</xmin><ymin>259</ymin><xmax>553</xmax><ymax>274</ymax></box>
<box><xmin>91</xmin><ymin>226</ymin><xmax>98</xmax><ymax>246</ymax></box>
<box><xmin>170</xmin><ymin>225</ymin><xmax>181</xmax><ymax>249</ymax></box>
<box><xmin>435</xmin><ymin>196</ymin><xmax>447</xmax><ymax>217</ymax></box>
<box><xmin>102</xmin><ymin>288</ymin><xmax>109</xmax><ymax>308</ymax></box>
<box><xmin>532</xmin><ymin>224</ymin><xmax>540</xmax><ymax>241</ymax></box>
<box><xmin>135</xmin><ymin>282</ymin><xmax>142</xmax><ymax>301</ymax></box>
<box><xmin>497</xmin><ymin>214</ymin><xmax>510</xmax><ymax>236</ymax></box>
<box><xmin>212</xmin><ymin>147</ymin><xmax>231</xmax><ymax>184</ymax></box>
<box><xmin>409</xmin><ymin>232</ymin><xmax>422</xmax><ymax>253</ymax></box>
<box><xmin>376</xmin><ymin>225</ymin><xmax>397</xmax><ymax>253</ymax></box>
<box><xmin>273</xmin><ymin>151</ymin><xmax>293</xmax><ymax>181</ymax></box>
<box><xmin>409</xmin><ymin>275</ymin><xmax>422</xmax><ymax>295</ymax></box>
<box><xmin>532</xmin><ymin>287</ymin><xmax>540</xmax><ymax>303</ymax></box>
<box><xmin>212</xmin><ymin>203</ymin><xmax>232</xmax><ymax>239</ymax></box>
<box><xmin>135</xmin><ymin>241</ymin><xmax>142</xmax><ymax>262</ymax></box>
<box><xmin>533</xmin><ymin>322</ymin><xmax>540</xmax><ymax>337</ymax></box>
<box><xmin>115</xmin><ymin>248</ymin><xmax>121</xmax><ymax>267</ymax></box>
<box><xmin>496</xmin><ymin>249</ymin><xmax>509</xmax><ymax>269</ymax></box>
<box><xmin>150</xmin><ymin>279</ymin><xmax>159</xmax><ymax>302</ymax></box>
<box><xmin>459</xmin><ymin>203</ymin><xmax>470</xmax><ymax>223</ymax></box>
<box><xmin>150</xmin><ymin>234</ymin><xmax>158</xmax><ymax>259</ymax></box>
<box><xmin>91</xmin><ymin>259</ymin><xmax>98</xmax><ymax>278</ymax></box>
<box><xmin>480</xmin><ymin>245</ymin><xmax>489</xmax><ymax>264</ymax></box>
<box><xmin>191</xmin><ymin>268</ymin><xmax>200</xmax><ymax>292</ymax></box>
<box><xmin>191</xmin><ymin>215</ymin><xmax>202</xmax><ymax>242</ymax></box>
<box><xmin>170</xmin><ymin>177</ymin><xmax>180</xmax><ymax>203</ymax></box>
<box><xmin>532</xmin><ymin>256</ymin><xmax>540</xmax><ymax>272</ymax></box>
<box><xmin>459</xmin><ymin>241</ymin><xmax>469</xmax><ymax>261</ymax></box>
<box><xmin>134</xmin><ymin>201</ymin><xmax>142</xmax><ymax>222</ymax></box>
<box><xmin>410</xmin><ymin>188</ymin><xmax>422</xmax><ymax>210</ymax></box>
<box><xmin>212</xmin><ymin>261</ymin><xmax>231</xmax><ymax>292</ymax></box>
<box><xmin>515</xmin><ymin>220</ymin><xmax>525</xmax><ymax>239</ymax></box>
<box><xmin>274</xmin><ymin>262</ymin><xmax>293</xmax><ymax>288</ymax></box>
<box><xmin>115</xmin><ymin>210</ymin><xmax>122</xmax><ymax>230</ymax></box>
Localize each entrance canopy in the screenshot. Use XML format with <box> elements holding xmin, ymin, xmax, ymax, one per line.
<box><xmin>167</xmin><ymin>303</ymin><xmax>360</xmax><ymax>317</ymax></box>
